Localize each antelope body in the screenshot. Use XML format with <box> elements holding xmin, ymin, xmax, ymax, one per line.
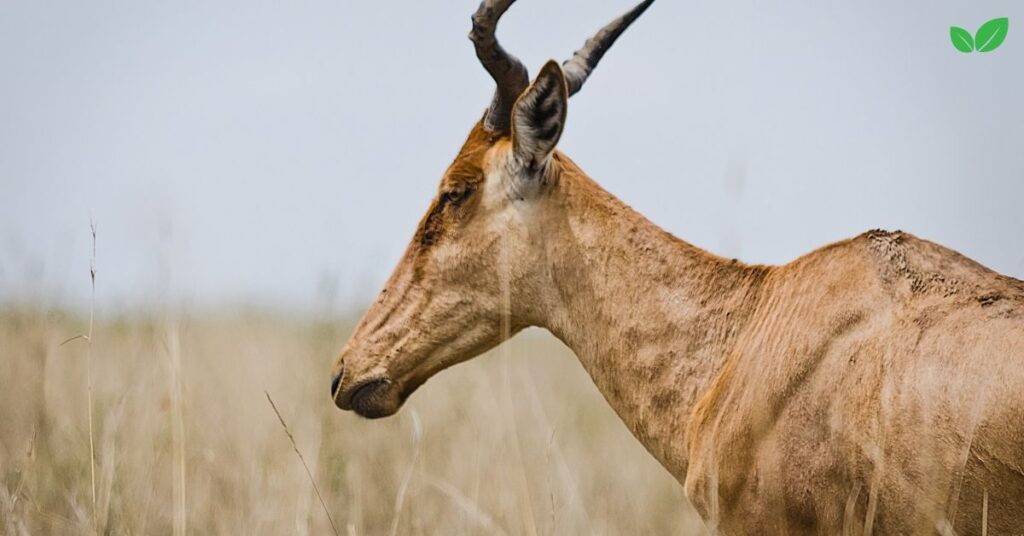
<box><xmin>330</xmin><ymin>1</ymin><xmax>1024</xmax><ymax>533</ymax></box>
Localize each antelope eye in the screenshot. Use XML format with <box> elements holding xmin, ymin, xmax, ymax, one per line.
<box><xmin>442</xmin><ymin>189</ymin><xmax>470</xmax><ymax>204</ymax></box>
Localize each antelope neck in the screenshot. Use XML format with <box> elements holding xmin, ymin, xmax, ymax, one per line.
<box><xmin>532</xmin><ymin>159</ymin><xmax>770</xmax><ymax>477</ymax></box>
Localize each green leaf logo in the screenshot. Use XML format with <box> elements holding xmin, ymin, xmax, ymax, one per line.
<box><xmin>950</xmin><ymin>17</ymin><xmax>1009</xmax><ymax>53</ymax></box>
<box><xmin>950</xmin><ymin>26</ymin><xmax>974</xmax><ymax>52</ymax></box>
<box><xmin>976</xmin><ymin>17</ymin><xmax>1009</xmax><ymax>52</ymax></box>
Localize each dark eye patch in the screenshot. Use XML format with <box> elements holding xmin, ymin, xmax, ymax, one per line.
<box><xmin>417</xmin><ymin>186</ymin><xmax>475</xmax><ymax>247</ymax></box>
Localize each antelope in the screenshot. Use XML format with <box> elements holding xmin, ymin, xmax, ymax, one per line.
<box><xmin>329</xmin><ymin>1</ymin><xmax>1024</xmax><ymax>532</ymax></box>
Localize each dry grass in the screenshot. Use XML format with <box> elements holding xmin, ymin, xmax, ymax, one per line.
<box><xmin>0</xmin><ymin>305</ymin><xmax>707</xmax><ymax>534</ymax></box>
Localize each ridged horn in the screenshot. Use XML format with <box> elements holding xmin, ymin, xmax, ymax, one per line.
<box><xmin>469</xmin><ymin>0</ymin><xmax>530</xmax><ymax>134</ymax></box>
<box><xmin>562</xmin><ymin>0</ymin><xmax>655</xmax><ymax>97</ymax></box>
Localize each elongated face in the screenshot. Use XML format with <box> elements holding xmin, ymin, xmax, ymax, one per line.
<box><xmin>330</xmin><ymin>62</ymin><xmax>570</xmax><ymax>418</ymax></box>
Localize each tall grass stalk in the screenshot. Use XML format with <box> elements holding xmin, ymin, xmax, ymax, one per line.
<box><xmin>265</xmin><ymin>391</ymin><xmax>340</xmax><ymax>536</ymax></box>
<box><xmin>388</xmin><ymin>410</ymin><xmax>421</xmax><ymax>536</ymax></box>
<box><xmin>56</xmin><ymin>219</ymin><xmax>101</xmax><ymax>532</ymax></box>
<box><xmin>87</xmin><ymin>220</ymin><xmax>98</xmax><ymax>532</ymax></box>
<box><xmin>87</xmin><ymin>222</ymin><xmax>100</xmax><ymax>536</ymax></box>
<box><xmin>168</xmin><ymin>322</ymin><xmax>187</xmax><ymax>536</ymax></box>
<box><xmin>982</xmin><ymin>489</ymin><xmax>988</xmax><ymax>536</ymax></box>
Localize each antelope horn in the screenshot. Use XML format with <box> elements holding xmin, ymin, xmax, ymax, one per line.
<box><xmin>470</xmin><ymin>0</ymin><xmax>530</xmax><ymax>134</ymax></box>
<box><xmin>562</xmin><ymin>0</ymin><xmax>655</xmax><ymax>97</ymax></box>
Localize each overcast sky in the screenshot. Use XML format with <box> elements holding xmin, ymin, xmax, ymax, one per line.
<box><xmin>1</xmin><ymin>0</ymin><xmax>1021</xmax><ymax>312</ymax></box>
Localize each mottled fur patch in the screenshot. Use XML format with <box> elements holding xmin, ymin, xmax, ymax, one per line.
<box><xmin>865</xmin><ymin>229</ymin><xmax>962</xmax><ymax>296</ymax></box>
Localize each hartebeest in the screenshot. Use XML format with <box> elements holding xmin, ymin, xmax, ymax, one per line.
<box><xmin>330</xmin><ymin>1</ymin><xmax>1024</xmax><ymax>532</ymax></box>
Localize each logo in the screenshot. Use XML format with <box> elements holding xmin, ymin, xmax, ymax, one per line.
<box><xmin>950</xmin><ymin>18</ymin><xmax>1009</xmax><ymax>53</ymax></box>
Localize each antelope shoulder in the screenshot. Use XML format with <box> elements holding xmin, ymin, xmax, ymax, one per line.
<box><xmin>683</xmin><ymin>230</ymin><xmax>1024</xmax><ymax>533</ymax></box>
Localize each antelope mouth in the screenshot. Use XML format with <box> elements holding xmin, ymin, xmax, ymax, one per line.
<box><xmin>340</xmin><ymin>377</ymin><xmax>399</xmax><ymax>419</ymax></box>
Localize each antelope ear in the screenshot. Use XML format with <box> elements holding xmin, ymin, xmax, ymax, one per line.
<box><xmin>511</xmin><ymin>60</ymin><xmax>568</xmax><ymax>169</ymax></box>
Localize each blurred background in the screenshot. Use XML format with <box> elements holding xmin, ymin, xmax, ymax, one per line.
<box><xmin>1</xmin><ymin>0</ymin><xmax>1021</xmax><ymax>534</ymax></box>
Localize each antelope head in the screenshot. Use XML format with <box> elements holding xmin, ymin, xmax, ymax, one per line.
<box><xmin>331</xmin><ymin>0</ymin><xmax>654</xmax><ymax>418</ymax></box>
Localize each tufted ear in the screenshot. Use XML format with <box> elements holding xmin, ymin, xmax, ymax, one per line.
<box><xmin>511</xmin><ymin>60</ymin><xmax>568</xmax><ymax>169</ymax></box>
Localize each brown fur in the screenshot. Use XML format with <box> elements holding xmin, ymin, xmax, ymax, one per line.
<box><xmin>332</xmin><ymin>116</ymin><xmax>1024</xmax><ymax>533</ymax></box>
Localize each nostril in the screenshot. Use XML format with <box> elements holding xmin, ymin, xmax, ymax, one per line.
<box><xmin>331</xmin><ymin>365</ymin><xmax>344</xmax><ymax>398</ymax></box>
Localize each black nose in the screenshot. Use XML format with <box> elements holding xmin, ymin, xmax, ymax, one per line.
<box><xmin>331</xmin><ymin>366</ymin><xmax>343</xmax><ymax>398</ymax></box>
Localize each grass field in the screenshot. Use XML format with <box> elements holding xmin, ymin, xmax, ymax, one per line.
<box><xmin>0</xmin><ymin>305</ymin><xmax>706</xmax><ymax>534</ymax></box>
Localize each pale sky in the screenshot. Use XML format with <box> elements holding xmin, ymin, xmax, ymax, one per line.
<box><xmin>1</xmin><ymin>0</ymin><xmax>1022</xmax><ymax>312</ymax></box>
